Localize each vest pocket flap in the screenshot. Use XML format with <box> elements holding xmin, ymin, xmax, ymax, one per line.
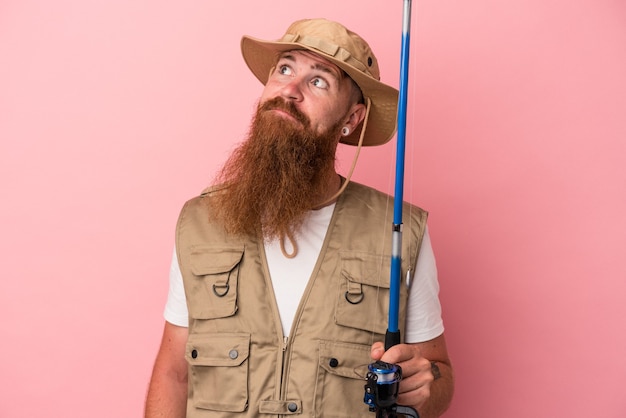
<box><xmin>186</xmin><ymin>332</ymin><xmax>250</xmax><ymax>412</ymax></box>
<box><xmin>189</xmin><ymin>245</ymin><xmax>244</xmax><ymax>275</ymax></box>
<box><xmin>185</xmin><ymin>245</ymin><xmax>243</xmax><ymax>319</ymax></box>
<box><xmin>340</xmin><ymin>252</ymin><xmax>392</xmax><ymax>288</ymax></box>
<box><xmin>186</xmin><ymin>332</ymin><xmax>250</xmax><ymax>367</ymax></box>
<box><xmin>318</xmin><ymin>340</ymin><xmax>370</xmax><ymax>379</ymax></box>
<box><xmin>336</xmin><ymin>252</ymin><xmax>397</xmax><ymax>335</ymax></box>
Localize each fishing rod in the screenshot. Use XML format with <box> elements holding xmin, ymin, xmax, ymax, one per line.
<box><xmin>364</xmin><ymin>1</ymin><xmax>419</xmax><ymax>417</ymax></box>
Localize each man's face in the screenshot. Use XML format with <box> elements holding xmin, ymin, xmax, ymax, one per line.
<box><xmin>210</xmin><ymin>50</ymin><xmax>365</xmax><ymax>241</ymax></box>
<box><xmin>259</xmin><ymin>50</ymin><xmax>360</xmax><ymax>138</ymax></box>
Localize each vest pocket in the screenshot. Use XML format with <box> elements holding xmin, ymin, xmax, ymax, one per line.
<box><xmin>335</xmin><ymin>252</ymin><xmax>394</xmax><ymax>336</ymax></box>
<box><xmin>186</xmin><ymin>332</ymin><xmax>250</xmax><ymax>412</ymax></box>
<box><xmin>314</xmin><ymin>340</ymin><xmax>371</xmax><ymax>416</ymax></box>
<box><xmin>187</xmin><ymin>245</ymin><xmax>244</xmax><ymax>319</ymax></box>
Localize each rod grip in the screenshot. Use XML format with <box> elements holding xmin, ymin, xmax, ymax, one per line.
<box><xmin>385</xmin><ymin>330</ymin><xmax>401</xmax><ymax>351</ymax></box>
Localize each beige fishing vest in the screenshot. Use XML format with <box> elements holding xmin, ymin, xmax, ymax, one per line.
<box><xmin>176</xmin><ymin>181</ymin><xmax>427</xmax><ymax>418</ymax></box>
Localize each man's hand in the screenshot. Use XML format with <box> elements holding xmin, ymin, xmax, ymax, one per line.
<box><xmin>370</xmin><ymin>342</ymin><xmax>433</xmax><ymax>410</ymax></box>
<box><xmin>370</xmin><ymin>334</ymin><xmax>454</xmax><ymax>418</ymax></box>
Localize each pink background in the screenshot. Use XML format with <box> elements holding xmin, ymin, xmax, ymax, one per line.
<box><xmin>1</xmin><ymin>0</ymin><xmax>625</xmax><ymax>417</ymax></box>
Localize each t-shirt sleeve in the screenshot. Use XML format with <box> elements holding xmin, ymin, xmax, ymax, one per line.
<box><xmin>163</xmin><ymin>247</ymin><xmax>190</xmax><ymax>327</ymax></box>
<box><xmin>404</xmin><ymin>226</ymin><xmax>445</xmax><ymax>343</ymax></box>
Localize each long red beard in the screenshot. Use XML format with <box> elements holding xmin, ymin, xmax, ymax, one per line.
<box><xmin>212</xmin><ymin>97</ymin><xmax>343</xmax><ymax>241</ymax></box>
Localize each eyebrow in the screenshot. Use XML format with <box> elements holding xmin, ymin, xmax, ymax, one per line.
<box><xmin>278</xmin><ymin>52</ymin><xmax>343</xmax><ymax>82</ymax></box>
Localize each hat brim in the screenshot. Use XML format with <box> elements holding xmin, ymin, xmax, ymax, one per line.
<box><xmin>241</xmin><ymin>35</ymin><xmax>399</xmax><ymax>147</ymax></box>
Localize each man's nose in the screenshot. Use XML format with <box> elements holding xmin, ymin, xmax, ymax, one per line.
<box><xmin>280</xmin><ymin>78</ymin><xmax>304</xmax><ymax>101</ymax></box>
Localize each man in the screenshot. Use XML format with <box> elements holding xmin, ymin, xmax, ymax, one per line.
<box><xmin>145</xmin><ymin>18</ymin><xmax>454</xmax><ymax>418</ymax></box>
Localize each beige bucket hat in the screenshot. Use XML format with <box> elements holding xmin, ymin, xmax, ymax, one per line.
<box><xmin>241</xmin><ymin>18</ymin><xmax>399</xmax><ymax>147</ymax></box>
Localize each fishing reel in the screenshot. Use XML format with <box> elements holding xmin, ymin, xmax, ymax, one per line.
<box><xmin>364</xmin><ymin>360</ymin><xmax>419</xmax><ymax>418</ymax></box>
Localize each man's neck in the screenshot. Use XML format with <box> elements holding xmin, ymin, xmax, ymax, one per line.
<box><xmin>314</xmin><ymin>172</ymin><xmax>342</xmax><ymax>209</ymax></box>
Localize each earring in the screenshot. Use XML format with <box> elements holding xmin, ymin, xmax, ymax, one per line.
<box><xmin>341</xmin><ymin>126</ymin><xmax>350</xmax><ymax>136</ymax></box>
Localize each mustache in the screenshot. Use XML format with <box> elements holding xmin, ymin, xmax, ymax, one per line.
<box><xmin>258</xmin><ymin>97</ymin><xmax>311</xmax><ymax>127</ymax></box>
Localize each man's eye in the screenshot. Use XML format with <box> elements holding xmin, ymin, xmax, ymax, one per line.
<box><xmin>278</xmin><ymin>65</ymin><xmax>292</xmax><ymax>75</ymax></box>
<box><xmin>311</xmin><ymin>77</ymin><xmax>329</xmax><ymax>89</ymax></box>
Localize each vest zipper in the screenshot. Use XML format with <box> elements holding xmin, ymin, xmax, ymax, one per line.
<box><xmin>279</xmin><ymin>334</ymin><xmax>292</xmax><ymax>409</ymax></box>
<box><xmin>257</xmin><ymin>241</ymin><xmax>290</xmax><ymax>405</ymax></box>
<box><xmin>281</xmin><ymin>336</ymin><xmax>290</xmax><ymax>403</ymax></box>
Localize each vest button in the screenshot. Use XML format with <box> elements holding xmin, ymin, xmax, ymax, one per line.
<box><xmin>288</xmin><ymin>403</ymin><xmax>298</xmax><ymax>412</ymax></box>
<box><xmin>329</xmin><ymin>358</ymin><xmax>339</xmax><ymax>368</ymax></box>
<box><xmin>229</xmin><ymin>349</ymin><xmax>239</xmax><ymax>359</ymax></box>
<box><xmin>191</xmin><ymin>349</ymin><xmax>198</xmax><ymax>359</ymax></box>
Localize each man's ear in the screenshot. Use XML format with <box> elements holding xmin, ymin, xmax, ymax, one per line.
<box><xmin>345</xmin><ymin>102</ymin><xmax>367</xmax><ymax>132</ymax></box>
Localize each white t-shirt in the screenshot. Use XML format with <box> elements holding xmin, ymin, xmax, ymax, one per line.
<box><xmin>164</xmin><ymin>203</ymin><xmax>444</xmax><ymax>343</ymax></box>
